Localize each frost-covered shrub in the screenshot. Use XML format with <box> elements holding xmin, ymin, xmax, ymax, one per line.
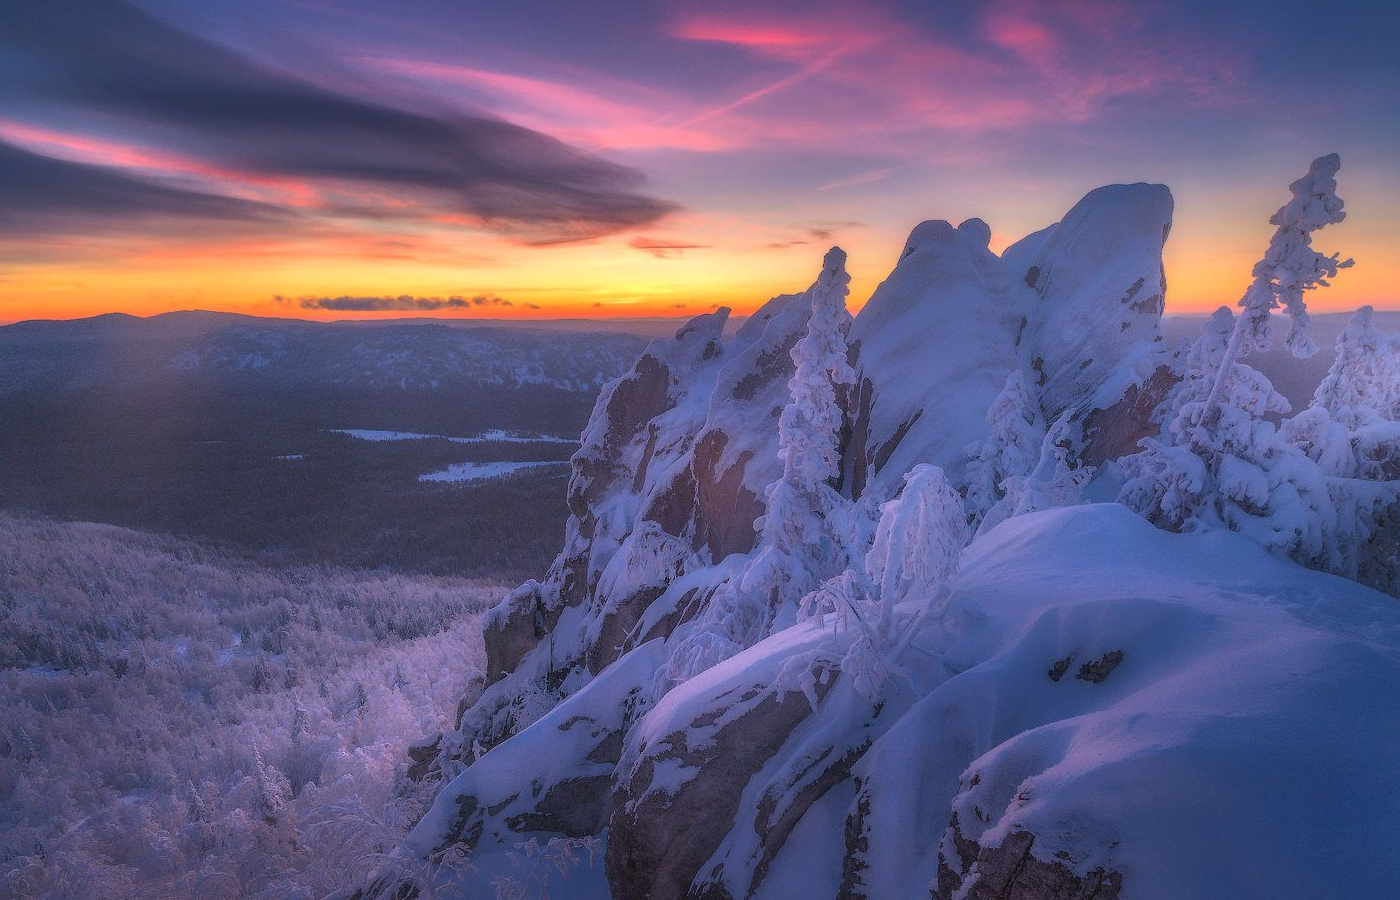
<box><xmin>978</xmin><ymin>416</ymin><xmax>1093</xmax><ymax>537</ymax></box>
<box><xmin>965</xmin><ymin>369</ymin><xmax>1044</xmax><ymax>526</ymax></box>
<box><xmin>779</xmin><ymin>465</ymin><xmax>968</xmax><ymax>705</ymax></box>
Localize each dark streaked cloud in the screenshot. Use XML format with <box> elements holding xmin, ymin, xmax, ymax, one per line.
<box><xmin>288</xmin><ymin>293</ymin><xmax>514</xmax><ymax>311</ymax></box>
<box><xmin>0</xmin><ymin>0</ymin><xmax>675</xmax><ymax>242</ymax></box>
<box><xmin>0</xmin><ymin>140</ymin><xmax>287</xmax><ymax>235</ymax></box>
<box><xmin>629</xmin><ymin>236</ymin><xmax>710</xmax><ymax>258</ymax></box>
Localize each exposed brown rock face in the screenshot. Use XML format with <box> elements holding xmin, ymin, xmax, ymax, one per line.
<box><xmin>482</xmin><ymin>581</ymin><xmax>547</xmax><ymax>685</ymax></box>
<box><xmin>606</xmin><ymin>686</ymin><xmax>818</xmax><ymax>900</ymax></box>
<box><xmin>691</xmin><ymin>430</ymin><xmax>764</xmax><ymax>560</ymax></box>
<box><xmin>1078</xmin><ymin>364</ymin><xmax>1175</xmax><ymax>467</ymax></box>
<box><xmin>933</xmin><ymin>818</ymin><xmax>1122</xmax><ymax>900</ymax></box>
<box><xmin>405</xmin><ymin>734</ymin><xmax>441</xmax><ymax>784</ymax></box>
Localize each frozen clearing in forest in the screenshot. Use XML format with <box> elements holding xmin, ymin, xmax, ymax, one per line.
<box><xmin>418</xmin><ymin>460</ymin><xmax>569</xmax><ymax>483</ymax></box>
<box><xmin>329</xmin><ymin>428</ymin><xmax>575</xmax><ymax>444</ymax></box>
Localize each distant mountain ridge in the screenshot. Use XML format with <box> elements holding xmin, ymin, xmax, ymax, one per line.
<box><xmin>0</xmin><ymin>312</ymin><xmax>649</xmax><ymax>397</ymax></box>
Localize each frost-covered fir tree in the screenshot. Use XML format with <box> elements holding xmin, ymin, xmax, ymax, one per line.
<box><xmin>1120</xmin><ymin>156</ymin><xmax>1355</xmax><ymax>570</ymax></box>
<box><xmin>1281</xmin><ymin>305</ymin><xmax>1400</xmax><ymax>591</ymax></box>
<box><xmin>1309</xmin><ymin>305</ymin><xmax>1400</xmax><ymax>442</ymax></box>
<box><xmin>1120</xmin><ymin>306</ymin><xmax>1337</xmax><ymax>564</ymax></box>
<box><xmin>1200</xmin><ymin>154</ymin><xmax>1352</xmax><ymax>422</ymax></box>
<box><xmin>1282</xmin><ymin>306</ymin><xmax>1396</xmax><ymax>477</ymax></box>
<box><xmin>864</xmin><ymin>464</ymin><xmax>970</xmax><ymax>641</ymax></box>
<box><xmin>756</xmin><ymin>245</ymin><xmax>858</xmax><ymax>572</ymax></box>
<box><xmin>965</xmin><ymin>369</ymin><xmax>1043</xmax><ymax>525</ymax></box>
<box><xmin>662</xmin><ymin>248</ymin><xmax>858</xmax><ymax>687</ymax></box>
<box><xmin>1279</xmin><ymin>406</ymin><xmax>1355</xmax><ymax>478</ymax></box>
<box><xmin>1155</xmin><ymin>306</ymin><xmax>1236</xmax><ymax>429</ymax></box>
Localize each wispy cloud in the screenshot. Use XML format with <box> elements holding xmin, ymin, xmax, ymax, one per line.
<box><xmin>285</xmin><ymin>293</ymin><xmax>515</xmax><ymax>311</ymax></box>
<box><xmin>366</xmin><ymin>58</ymin><xmax>733</xmax><ymax>153</ymax></box>
<box><xmin>0</xmin><ymin>0</ymin><xmax>675</xmax><ymax>243</ymax></box>
<box><xmin>629</xmin><ymin>236</ymin><xmax>711</xmax><ymax>258</ymax></box>
<box><xmin>0</xmin><ymin>140</ymin><xmax>289</xmax><ymax>236</ymax></box>
<box><xmin>665</xmin><ymin>0</ymin><xmax>1239</xmax><ymax>150</ymax></box>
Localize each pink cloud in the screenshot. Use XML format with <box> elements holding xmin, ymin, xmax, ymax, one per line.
<box><xmin>0</xmin><ymin>120</ymin><xmax>322</xmax><ymax>207</ymax></box>
<box><xmin>629</xmin><ymin>236</ymin><xmax>711</xmax><ymax>258</ymax></box>
<box><xmin>367</xmin><ymin>57</ymin><xmax>741</xmax><ymax>152</ymax></box>
<box><xmin>665</xmin><ymin>0</ymin><xmax>1239</xmax><ymax>149</ymax></box>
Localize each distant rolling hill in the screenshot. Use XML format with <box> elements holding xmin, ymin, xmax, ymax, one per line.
<box><xmin>0</xmin><ymin>311</ymin><xmax>648</xmax><ymax>435</ymax></box>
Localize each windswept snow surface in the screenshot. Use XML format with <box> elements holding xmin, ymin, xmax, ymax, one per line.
<box><xmin>820</xmin><ymin>504</ymin><xmax>1400</xmax><ymax>899</ymax></box>
<box><xmin>607</xmin><ymin>505</ymin><xmax>1400</xmax><ymax>899</ymax></box>
<box><xmin>417</xmin><ymin>460</ymin><xmax>568</xmax><ymax>483</ymax></box>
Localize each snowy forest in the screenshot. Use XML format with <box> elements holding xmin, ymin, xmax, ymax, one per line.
<box><xmin>3</xmin><ymin>155</ymin><xmax>1399</xmax><ymax>900</ymax></box>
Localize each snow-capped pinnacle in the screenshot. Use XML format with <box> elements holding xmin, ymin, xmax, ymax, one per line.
<box><xmin>899</xmin><ymin>219</ymin><xmax>961</xmax><ymax>260</ymax></box>
<box><xmin>822</xmin><ymin>245</ymin><xmax>850</xmax><ymax>281</ymax></box>
<box><xmin>957</xmin><ymin>217</ymin><xmax>992</xmax><ymax>247</ymax></box>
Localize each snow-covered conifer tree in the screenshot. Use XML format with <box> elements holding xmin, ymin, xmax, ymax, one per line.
<box><xmin>1156</xmin><ymin>306</ymin><xmax>1236</xmax><ymax>427</ymax></box>
<box><xmin>1199</xmin><ymin>154</ymin><xmax>1352</xmax><ymax>424</ymax></box>
<box><xmin>1281</xmin><ymin>305</ymin><xmax>1400</xmax><ymax>591</ymax></box>
<box><xmin>1281</xmin><ymin>306</ymin><xmax>1396</xmax><ymax>477</ymax></box>
<box><xmin>662</xmin><ymin>248</ymin><xmax>858</xmax><ymax>687</ymax></box>
<box><xmin>1279</xmin><ymin>406</ymin><xmax>1355</xmax><ymax>477</ymax></box>
<box><xmin>1120</xmin><ymin>157</ymin><xmax>1359</xmax><ymax>570</ymax></box>
<box><xmin>743</xmin><ymin>247</ymin><xmax>859</xmax><ymax>622</ymax></box>
<box><xmin>779</xmin><ymin>464</ymin><xmax>968</xmax><ymax>705</ymax></box>
<box><xmin>758</xmin><ymin>246</ymin><xmax>857</xmax><ymax>559</ymax></box>
<box><xmin>1312</xmin><ymin>306</ymin><xmax>1397</xmax><ymax>429</ymax></box>
<box><xmin>1121</xmin><ymin>306</ymin><xmax>1337</xmax><ymax>564</ymax></box>
<box><xmin>965</xmin><ymin>369</ymin><xmax>1043</xmax><ymax>525</ymax></box>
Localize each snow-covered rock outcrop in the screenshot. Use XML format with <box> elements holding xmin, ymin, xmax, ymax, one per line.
<box><xmin>407</xmin><ymin>506</ymin><xmax>1400</xmax><ymax>899</ymax></box>
<box><xmin>448</xmin><ymin>185</ymin><xmax>1174</xmax><ymax>772</ymax></box>
<box><xmin>390</xmin><ymin>177</ymin><xmax>1400</xmax><ymax>900</ymax></box>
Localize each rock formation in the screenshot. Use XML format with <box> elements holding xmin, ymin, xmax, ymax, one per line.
<box><xmin>391</xmin><ymin>182</ymin><xmax>1400</xmax><ymax>900</ymax></box>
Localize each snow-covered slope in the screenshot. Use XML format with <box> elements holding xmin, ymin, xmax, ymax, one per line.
<box><xmin>409</xmin><ymin>505</ymin><xmax>1400</xmax><ymax>899</ymax></box>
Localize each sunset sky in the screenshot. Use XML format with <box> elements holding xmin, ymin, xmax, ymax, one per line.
<box><xmin>1</xmin><ymin>0</ymin><xmax>1397</xmax><ymax>323</ymax></box>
